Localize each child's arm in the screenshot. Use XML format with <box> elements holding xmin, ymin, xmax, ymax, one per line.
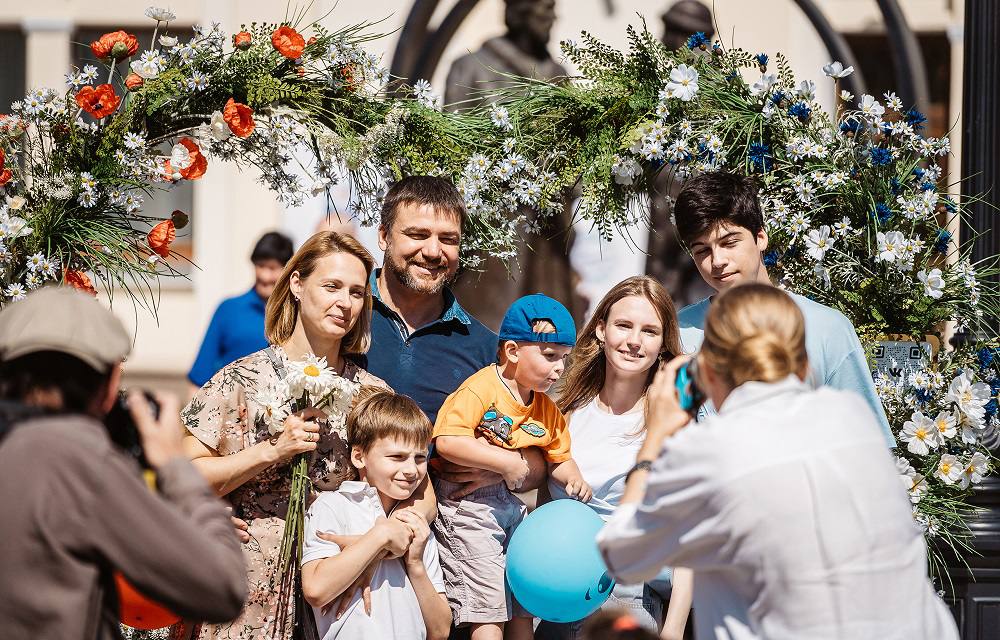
<box><xmin>394</xmin><ymin>509</ymin><xmax>451</xmax><ymax>640</ymax></box>
<box><xmin>549</xmin><ymin>458</ymin><xmax>593</xmax><ymax>502</ymax></box>
<box><xmin>301</xmin><ymin>517</ymin><xmax>413</xmax><ymax>609</ymax></box>
<box><xmin>434</xmin><ymin>435</ymin><xmax>530</xmax><ymax>490</ymax></box>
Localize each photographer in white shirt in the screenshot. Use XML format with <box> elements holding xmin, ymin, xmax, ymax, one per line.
<box><xmin>597</xmin><ymin>283</ymin><xmax>957</xmax><ymax>640</ymax></box>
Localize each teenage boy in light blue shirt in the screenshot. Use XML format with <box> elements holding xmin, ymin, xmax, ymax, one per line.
<box><xmin>671</xmin><ymin>172</ymin><xmax>895</xmax><ymax>446</ymax></box>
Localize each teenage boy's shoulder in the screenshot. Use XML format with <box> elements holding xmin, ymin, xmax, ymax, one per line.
<box><xmin>787</xmin><ymin>292</ymin><xmax>861</xmax><ymax>342</ymax></box>
<box><xmin>677</xmin><ymin>297</ymin><xmax>712</xmax><ymax>353</ymax></box>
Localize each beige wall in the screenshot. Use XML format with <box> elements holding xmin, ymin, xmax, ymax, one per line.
<box><xmin>1</xmin><ymin>0</ymin><xmax>961</xmax><ymax>384</ymax></box>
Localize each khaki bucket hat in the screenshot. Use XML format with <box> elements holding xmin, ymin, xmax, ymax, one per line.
<box><xmin>0</xmin><ymin>286</ymin><xmax>131</xmax><ymax>373</ymax></box>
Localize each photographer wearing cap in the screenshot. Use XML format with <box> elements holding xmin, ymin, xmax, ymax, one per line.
<box><xmin>0</xmin><ymin>287</ymin><xmax>247</xmax><ymax>640</ymax></box>
<box><xmin>596</xmin><ymin>284</ymin><xmax>956</xmax><ymax>640</ymax></box>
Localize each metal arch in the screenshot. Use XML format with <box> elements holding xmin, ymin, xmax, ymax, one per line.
<box><xmin>790</xmin><ymin>0</ymin><xmax>869</xmax><ymax>99</ymax></box>
<box><xmin>391</xmin><ymin>0</ymin><xmax>927</xmax><ymax>112</ymax></box>
<box><xmin>875</xmin><ymin>0</ymin><xmax>930</xmax><ymax>111</ymax></box>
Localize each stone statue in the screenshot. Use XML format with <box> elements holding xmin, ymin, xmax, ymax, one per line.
<box><xmin>446</xmin><ymin>0</ymin><xmax>584</xmax><ymax>331</ymax></box>
<box><xmin>645</xmin><ymin>0</ymin><xmax>716</xmax><ymax>307</ymax></box>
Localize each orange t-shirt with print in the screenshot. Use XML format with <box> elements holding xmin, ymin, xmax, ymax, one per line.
<box><xmin>432</xmin><ymin>365</ymin><xmax>571</xmax><ymax>463</ymax></box>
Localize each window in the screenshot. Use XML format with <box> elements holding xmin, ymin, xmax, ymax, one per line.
<box><xmin>0</xmin><ymin>27</ymin><xmax>26</xmax><ymax>116</ymax></box>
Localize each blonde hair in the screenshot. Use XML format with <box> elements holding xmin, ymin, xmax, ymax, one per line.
<box><xmin>265</xmin><ymin>231</ymin><xmax>374</xmax><ymax>354</ymax></box>
<box><xmin>347</xmin><ymin>386</ymin><xmax>433</xmax><ymax>453</ymax></box>
<box><xmin>558</xmin><ymin>276</ymin><xmax>681</xmax><ymax>413</ymax></box>
<box><xmin>701</xmin><ymin>283</ymin><xmax>807</xmax><ymax>388</ymax></box>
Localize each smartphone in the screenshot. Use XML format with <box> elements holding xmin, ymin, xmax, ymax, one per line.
<box><xmin>675</xmin><ymin>359</ymin><xmax>706</xmax><ymax>416</ymax></box>
<box><xmin>104</xmin><ymin>390</ymin><xmax>160</xmax><ymax>470</ymax></box>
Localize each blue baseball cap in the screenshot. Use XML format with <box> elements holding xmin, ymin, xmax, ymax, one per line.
<box><xmin>498</xmin><ymin>294</ymin><xmax>576</xmax><ymax>347</ymax></box>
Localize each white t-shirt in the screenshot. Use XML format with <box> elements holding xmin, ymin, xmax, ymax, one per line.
<box><xmin>547</xmin><ymin>397</ymin><xmax>644</xmax><ymax>521</ymax></box>
<box><xmin>302</xmin><ymin>481</ymin><xmax>445</xmax><ymax>640</ymax></box>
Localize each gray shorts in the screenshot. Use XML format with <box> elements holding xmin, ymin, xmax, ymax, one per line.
<box><xmin>432</xmin><ymin>478</ymin><xmax>528</xmax><ymax>625</ymax></box>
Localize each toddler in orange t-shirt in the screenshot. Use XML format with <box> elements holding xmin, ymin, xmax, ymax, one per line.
<box><xmin>432</xmin><ymin>294</ymin><xmax>591</xmax><ymax>640</ymax></box>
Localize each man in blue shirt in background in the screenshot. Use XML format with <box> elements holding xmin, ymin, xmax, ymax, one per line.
<box><xmin>187</xmin><ymin>232</ymin><xmax>293</xmax><ymax>390</ymax></box>
<box><xmin>671</xmin><ymin>172</ymin><xmax>895</xmax><ymax>446</ymax></box>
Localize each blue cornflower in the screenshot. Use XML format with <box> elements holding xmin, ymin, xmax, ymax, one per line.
<box><xmin>770</xmin><ymin>91</ymin><xmax>786</xmax><ymax>106</ymax></box>
<box><xmin>890</xmin><ymin>177</ymin><xmax>903</xmax><ymax>194</ymax></box>
<box><xmin>915</xmin><ymin>388</ymin><xmax>933</xmax><ymax>404</ymax></box>
<box><xmin>755</xmin><ymin>53</ymin><xmax>768</xmax><ymax>69</ymax></box>
<box><xmin>933</xmin><ymin>229</ymin><xmax>952</xmax><ymax>254</ymax></box>
<box><xmin>788</xmin><ymin>101</ymin><xmax>811</xmax><ymax>122</ymax></box>
<box><xmin>870</xmin><ymin>203</ymin><xmax>893</xmax><ymax>225</ymax></box>
<box><xmin>986</xmin><ymin>399</ymin><xmax>998</xmax><ymax>421</ymax></box>
<box><xmin>920</xmin><ymin>181</ymin><xmax>935</xmax><ymax>191</ymax></box>
<box><xmin>991</xmin><ymin>379</ymin><xmax>1000</xmax><ymax>395</ymax></box>
<box><xmin>979</xmin><ymin>347</ymin><xmax>996</xmax><ymax>370</ymax></box>
<box><xmin>881</xmin><ymin>122</ymin><xmax>895</xmax><ymax>136</ymax></box>
<box><xmin>763</xmin><ymin>250</ymin><xmax>780</xmax><ymax>267</ymax></box>
<box><xmin>839</xmin><ymin>119</ymin><xmax>861</xmax><ymax>135</ymax></box>
<box><xmin>686</xmin><ymin>31</ymin><xmax>710</xmax><ymax>49</ymax></box>
<box><xmin>749</xmin><ymin>142</ymin><xmax>773</xmax><ymax>172</ymax></box>
<box><xmin>912</xmin><ymin>167</ymin><xmax>925</xmax><ymax>180</ymax></box>
<box><xmin>869</xmin><ymin>147</ymin><xmax>893</xmax><ymax>166</ymax></box>
<box><xmin>904</xmin><ymin>108</ymin><xmax>927</xmax><ymax>131</ymax></box>
<box><xmin>942</xmin><ymin>196</ymin><xmax>957</xmax><ymax>213</ymax></box>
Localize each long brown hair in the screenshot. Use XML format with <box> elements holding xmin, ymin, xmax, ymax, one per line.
<box><xmin>265</xmin><ymin>231</ymin><xmax>375</xmax><ymax>354</ymax></box>
<box><xmin>558</xmin><ymin>276</ymin><xmax>681</xmax><ymax>414</ymax></box>
<box><xmin>701</xmin><ymin>283</ymin><xmax>807</xmax><ymax>388</ymax></box>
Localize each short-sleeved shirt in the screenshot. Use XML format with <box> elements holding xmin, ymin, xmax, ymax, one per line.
<box><xmin>188</xmin><ymin>287</ymin><xmax>269</xmax><ymax>387</ymax></box>
<box><xmin>359</xmin><ymin>270</ymin><xmax>497</xmax><ymax>424</ymax></box>
<box><xmin>678</xmin><ymin>293</ymin><xmax>896</xmax><ymax>447</ymax></box>
<box><xmin>433</xmin><ymin>365</ymin><xmax>571</xmax><ymax>463</ymax></box>
<box><xmin>303</xmin><ymin>481</ymin><xmax>445</xmax><ymax>640</ymax></box>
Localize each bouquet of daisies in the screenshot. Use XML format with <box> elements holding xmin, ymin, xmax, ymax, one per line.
<box><xmin>259</xmin><ymin>353</ymin><xmax>358</xmax><ymax>634</ymax></box>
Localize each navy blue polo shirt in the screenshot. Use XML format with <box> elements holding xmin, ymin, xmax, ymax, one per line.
<box><xmin>188</xmin><ymin>287</ymin><xmax>269</xmax><ymax>387</ymax></box>
<box><xmin>360</xmin><ymin>270</ymin><xmax>497</xmax><ymax>423</ymax></box>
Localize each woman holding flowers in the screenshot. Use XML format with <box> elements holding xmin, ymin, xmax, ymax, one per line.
<box><xmin>537</xmin><ymin>276</ymin><xmax>691</xmax><ymax>640</ymax></box>
<box><xmin>177</xmin><ymin>231</ymin><xmax>431</xmax><ymax>640</ymax></box>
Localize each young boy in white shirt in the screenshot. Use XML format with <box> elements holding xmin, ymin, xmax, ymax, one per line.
<box><xmin>301</xmin><ymin>388</ymin><xmax>451</xmax><ymax>640</ymax></box>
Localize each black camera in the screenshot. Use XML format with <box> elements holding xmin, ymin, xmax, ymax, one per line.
<box><xmin>104</xmin><ymin>390</ymin><xmax>160</xmax><ymax>470</ymax></box>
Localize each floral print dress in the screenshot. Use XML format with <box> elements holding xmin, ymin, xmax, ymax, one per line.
<box><xmin>171</xmin><ymin>345</ymin><xmax>387</xmax><ymax>640</ymax></box>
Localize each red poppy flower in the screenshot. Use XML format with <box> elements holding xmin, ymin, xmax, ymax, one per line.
<box><xmin>222</xmin><ymin>98</ymin><xmax>255</xmax><ymax>137</ymax></box>
<box><xmin>271</xmin><ymin>26</ymin><xmax>305</xmax><ymax>59</ymax></box>
<box><xmin>124</xmin><ymin>73</ymin><xmax>144</xmax><ymax>91</ymax></box>
<box><xmin>90</xmin><ymin>30</ymin><xmax>139</xmax><ymax>61</ymax></box>
<box><xmin>233</xmin><ymin>31</ymin><xmax>252</xmax><ymax>50</ymax></box>
<box><xmin>178</xmin><ymin>138</ymin><xmax>207</xmax><ymax>180</ymax></box>
<box><xmin>147</xmin><ymin>219</ymin><xmax>177</xmax><ymax>258</ymax></box>
<box><xmin>64</xmin><ymin>270</ymin><xmax>98</xmax><ymax>296</ymax></box>
<box><xmin>75</xmin><ymin>84</ymin><xmax>120</xmax><ymax>119</ymax></box>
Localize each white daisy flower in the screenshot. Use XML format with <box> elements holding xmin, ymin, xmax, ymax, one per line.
<box><xmin>822</xmin><ymin>61</ymin><xmax>854</xmax><ymax>78</ymax></box>
<box><xmin>945</xmin><ymin>370</ymin><xmax>992</xmax><ymax>423</ymax></box>
<box><xmin>858</xmin><ymin>94</ymin><xmax>885</xmax><ymax>120</ymax></box>
<box><xmin>490</xmin><ymin>105</ymin><xmax>513</xmax><ymax>131</ymax></box>
<box><xmin>4</xmin><ymin>283</ymin><xmax>27</xmax><ymax>301</ymax></box>
<box><xmin>876</xmin><ymin>231</ymin><xmax>904</xmax><ymax>263</ymax></box>
<box><xmin>285</xmin><ymin>353</ymin><xmax>338</xmax><ymax>399</ymax></box>
<box><xmin>936</xmin><ymin>454</ymin><xmax>962</xmax><ymax>485</ymax></box>
<box><xmin>805</xmin><ymin>225</ymin><xmax>835</xmax><ymax>261</ymax></box>
<box><xmin>664</xmin><ymin>64</ymin><xmax>699</xmax><ymax>101</ymax></box>
<box><xmin>900</xmin><ymin>411</ymin><xmax>940</xmax><ymax>455</ymax></box>
<box><xmin>933</xmin><ymin>411</ymin><xmax>957</xmax><ymax>441</ymax></box>
<box><xmin>832</xmin><ymin>216</ymin><xmax>853</xmax><ymax>237</ymax></box>
<box><xmin>916</xmin><ymin>268</ymin><xmax>945</xmax><ymax>299</ymax></box>
<box><xmin>959</xmin><ymin>452</ymin><xmax>989</xmax><ymax>489</ymax></box>
<box><xmin>123</xmin><ymin>132</ymin><xmax>146</xmax><ymax>150</ymax></box>
<box><xmin>26</xmin><ymin>252</ymin><xmax>45</xmax><ymax>272</ymax></box>
<box><xmin>145</xmin><ymin>6</ymin><xmax>177</xmax><ymax>22</ymax></box>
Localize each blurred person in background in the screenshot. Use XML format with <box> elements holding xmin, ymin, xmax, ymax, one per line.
<box><xmin>0</xmin><ymin>287</ymin><xmax>247</xmax><ymax>640</ymax></box>
<box><xmin>187</xmin><ymin>231</ymin><xmax>294</xmax><ymax>391</ymax></box>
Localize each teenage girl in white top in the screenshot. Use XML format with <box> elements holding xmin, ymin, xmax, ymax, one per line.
<box><xmin>537</xmin><ymin>276</ymin><xmax>693</xmax><ymax>640</ymax></box>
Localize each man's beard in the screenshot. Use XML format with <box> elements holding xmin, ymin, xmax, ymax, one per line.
<box><xmin>384</xmin><ymin>253</ymin><xmax>455</xmax><ymax>295</ymax></box>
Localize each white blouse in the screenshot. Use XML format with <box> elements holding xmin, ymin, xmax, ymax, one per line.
<box><xmin>597</xmin><ymin>376</ymin><xmax>958</xmax><ymax>640</ymax></box>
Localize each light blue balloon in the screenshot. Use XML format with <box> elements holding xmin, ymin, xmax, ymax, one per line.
<box><xmin>506</xmin><ymin>499</ymin><xmax>615</xmax><ymax>622</ymax></box>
